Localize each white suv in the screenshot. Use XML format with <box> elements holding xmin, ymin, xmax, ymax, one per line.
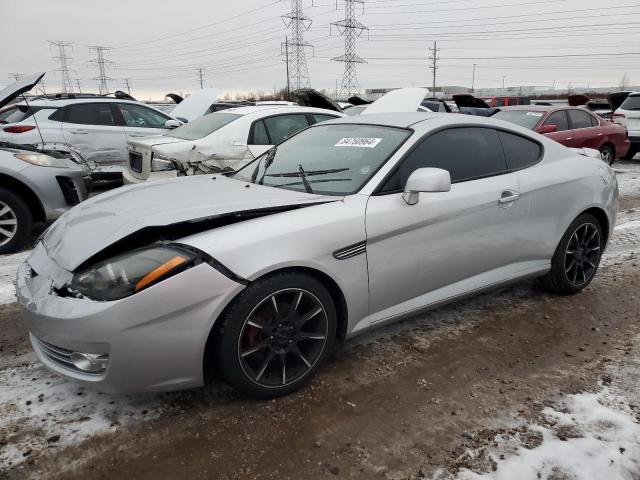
<box><xmin>0</xmin><ymin>96</ymin><xmax>180</xmax><ymax>180</ymax></box>
<box><xmin>613</xmin><ymin>92</ymin><xmax>640</xmax><ymax>160</ymax></box>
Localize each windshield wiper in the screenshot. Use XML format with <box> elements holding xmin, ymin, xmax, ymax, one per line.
<box><xmin>298</xmin><ymin>164</ymin><xmax>313</xmax><ymax>193</ymax></box>
<box><xmin>265</xmin><ymin>167</ymin><xmax>349</xmax><ymax>178</ymax></box>
<box><xmin>256</xmin><ymin>146</ymin><xmax>278</xmax><ymax>185</ymax></box>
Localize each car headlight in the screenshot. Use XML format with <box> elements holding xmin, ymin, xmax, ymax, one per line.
<box><xmin>70</xmin><ymin>246</ymin><xmax>196</xmax><ymax>301</ymax></box>
<box><xmin>14</xmin><ymin>153</ymin><xmax>67</xmax><ymax>168</ymax></box>
<box><xmin>151</xmin><ymin>152</ymin><xmax>177</xmax><ymax>172</ymax></box>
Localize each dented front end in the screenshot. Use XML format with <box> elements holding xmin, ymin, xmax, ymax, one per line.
<box><xmin>16</xmin><ymin>241</ymin><xmax>246</xmax><ymax>393</ymax></box>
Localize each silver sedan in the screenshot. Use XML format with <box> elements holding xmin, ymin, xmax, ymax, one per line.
<box><xmin>16</xmin><ymin>112</ymin><xmax>618</xmax><ymax>398</ymax></box>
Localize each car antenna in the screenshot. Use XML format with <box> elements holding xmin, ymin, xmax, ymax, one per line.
<box><xmin>21</xmin><ymin>94</ymin><xmax>46</xmax><ymax>148</ymax></box>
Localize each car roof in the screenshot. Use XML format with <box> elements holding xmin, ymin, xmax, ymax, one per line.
<box><xmin>12</xmin><ymin>97</ymin><xmax>143</xmax><ymax>108</ymax></box>
<box><xmin>319</xmin><ymin>111</ymin><xmax>549</xmax><ymax>138</ymax></box>
<box><xmin>222</xmin><ymin>105</ymin><xmax>343</xmax><ymax>117</ymax></box>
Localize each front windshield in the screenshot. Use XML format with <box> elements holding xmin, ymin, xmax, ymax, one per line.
<box><xmin>493</xmin><ymin>110</ymin><xmax>544</xmax><ymax>130</ymax></box>
<box><xmin>234</xmin><ymin>123</ymin><xmax>411</xmax><ymax>195</ymax></box>
<box><xmin>166</xmin><ymin>112</ymin><xmax>241</xmax><ymax>140</ymax></box>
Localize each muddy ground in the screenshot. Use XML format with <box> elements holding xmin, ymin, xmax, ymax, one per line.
<box><xmin>1</xmin><ymin>163</ymin><xmax>639</xmax><ymax>480</ymax></box>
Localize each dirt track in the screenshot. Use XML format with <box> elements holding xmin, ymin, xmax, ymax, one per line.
<box><xmin>1</xmin><ymin>163</ymin><xmax>639</xmax><ymax>480</ymax></box>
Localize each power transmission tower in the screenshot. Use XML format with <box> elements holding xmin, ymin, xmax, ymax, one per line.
<box><xmin>88</xmin><ymin>45</ymin><xmax>114</xmax><ymax>95</ymax></box>
<box><xmin>9</xmin><ymin>73</ymin><xmax>25</xmax><ymax>81</ymax></box>
<box><xmin>49</xmin><ymin>40</ymin><xmax>75</xmax><ymax>94</ymax></box>
<box><xmin>196</xmin><ymin>68</ymin><xmax>205</xmax><ymax>89</ymax></box>
<box><xmin>331</xmin><ymin>0</ymin><xmax>368</xmax><ymax>99</ymax></box>
<box><xmin>429</xmin><ymin>41</ymin><xmax>439</xmax><ymax>94</ymax></box>
<box><xmin>76</xmin><ymin>79</ymin><xmax>82</xmax><ymax>93</ymax></box>
<box><xmin>281</xmin><ymin>0</ymin><xmax>312</xmax><ymax>90</ymax></box>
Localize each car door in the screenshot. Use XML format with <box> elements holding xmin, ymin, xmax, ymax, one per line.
<box><xmin>59</xmin><ymin>102</ymin><xmax>128</xmax><ymax>166</ymax></box>
<box><xmin>113</xmin><ymin>103</ymin><xmax>171</xmax><ymax>141</ymax></box>
<box><xmin>248</xmin><ymin>113</ymin><xmax>312</xmax><ymax>158</ymax></box>
<box><xmin>541</xmin><ymin>110</ymin><xmax>572</xmax><ymax>147</ymax></box>
<box><xmin>566</xmin><ymin>109</ymin><xmax>601</xmax><ymax>149</ymax></box>
<box><xmin>365</xmin><ymin>127</ymin><xmax>529</xmax><ymax>324</ymax></box>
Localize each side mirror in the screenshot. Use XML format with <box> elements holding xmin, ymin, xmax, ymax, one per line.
<box><xmin>538</xmin><ymin>124</ymin><xmax>558</xmax><ymax>134</ymax></box>
<box><xmin>164</xmin><ymin>119</ymin><xmax>182</xmax><ymax>129</ymax></box>
<box><xmin>402</xmin><ymin>167</ymin><xmax>451</xmax><ymax>205</ymax></box>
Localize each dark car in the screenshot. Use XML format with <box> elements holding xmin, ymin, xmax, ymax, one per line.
<box><xmin>493</xmin><ymin>106</ymin><xmax>630</xmax><ymax>165</ymax></box>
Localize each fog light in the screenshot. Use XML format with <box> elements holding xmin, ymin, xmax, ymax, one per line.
<box><xmin>69</xmin><ymin>352</ymin><xmax>109</xmax><ymax>373</ymax></box>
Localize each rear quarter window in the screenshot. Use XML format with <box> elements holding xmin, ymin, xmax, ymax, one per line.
<box><xmin>497</xmin><ymin>131</ymin><xmax>542</xmax><ymax>171</ymax></box>
<box><xmin>620</xmin><ymin>95</ymin><xmax>640</xmax><ymax>110</ymax></box>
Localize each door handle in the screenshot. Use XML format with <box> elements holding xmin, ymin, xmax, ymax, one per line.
<box><xmin>69</xmin><ymin>129</ymin><xmax>88</xmax><ymax>134</ymax></box>
<box><xmin>565</xmin><ymin>137</ymin><xmax>573</xmax><ymax>141</ymax></box>
<box><xmin>499</xmin><ymin>190</ymin><xmax>520</xmax><ymax>207</ymax></box>
<box><xmin>129</xmin><ymin>134</ymin><xmax>146</xmax><ymax>137</ymax></box>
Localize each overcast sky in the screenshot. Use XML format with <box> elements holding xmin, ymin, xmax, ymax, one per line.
<box><xmin>1</xmin><ymin>0</ymin><xmax>639</xmax><ymax>100</ymax></box>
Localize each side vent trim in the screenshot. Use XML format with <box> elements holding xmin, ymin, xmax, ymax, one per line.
<box><xmin>333</xmin><ymin>241</ymin><xmax>366</xmax><ymax>260</ymax></box>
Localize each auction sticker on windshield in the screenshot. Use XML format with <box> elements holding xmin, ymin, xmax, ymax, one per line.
<box><xmin>335</xmin><ymin>137</ymin><xmax>382</xmax><ymax>148</ymax></box>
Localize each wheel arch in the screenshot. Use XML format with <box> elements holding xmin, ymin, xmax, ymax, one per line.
<box><xmin>580</xmin><ymin>206</ymin><xmax>610</xmax><ymax>245</ymax></box>
<box><xmin>0</xmin><ymin>173</ymin><xmax>46</xmax><ymax>223</ymax></box>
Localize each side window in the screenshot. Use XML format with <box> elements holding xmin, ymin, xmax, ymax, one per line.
<box><xmin>116</xmin><ymin>103</ymin><xmax>169</xmax><ymax>128</ymax></box>
<box><xmin>498</xmin><ymin>131</ymin><xmax>542</xmax><ymax>171</ymax></box>
<box><xmin>381</xmin><ymin>127</ymin><xmax>508</xmax><ymax>192</ymax></box>
<box><xmin>568</xmin><ymin>109</ymin><xmax>594</xmax><ymax>129</ymax></box>
<box><xmin>590</xmin><ymin>115</ymin><xmax>600</xmax><ymax>127</ymax></box>
<box><xmin>263</xmin><ymin>114</ymin><xmax>310</xmax><ymax>144</ymax></box>
<box><xmin>543</xmin><ymin>111</ymin><xmax>569</xmax><ymax>131</ymax></box>
<box><xmin>64</xmin><ymin>103</ymin><xmax>115</xmax><ymax>126</ymax></box>
<box><xmin>310</xmin><ymin>114</ymin><xmax>338</xmax><ymax>124</ymax></box>
<box><xmin>249</xmin><ymin>120</ymin><xmax>271</xmax><ymax>145</ymax></box>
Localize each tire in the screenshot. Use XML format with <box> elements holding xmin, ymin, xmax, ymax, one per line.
<box><xmin>540</xmin><ymin>213</ymin><xmax>603</xmax><ymax>295</ymax></box>
<box><xmin>599</xmin><ymin>144</ymin><xmax>615</xmax><ymax>166</ymax></box>
<box><xmin>0</xmin><ymin>187</ymin><xmax>33</xmax><ymax>255</ymax></box>
<box><xmin>215</xmin><ymin>272</ymin><xmax>337</xmax><ymax>398</ymax></box>
<box><xmin>621</xmin><ymin>145</ymin><xmax>638</xmax><ymax>161</ymax></box>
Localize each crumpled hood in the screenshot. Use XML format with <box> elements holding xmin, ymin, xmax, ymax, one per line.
<box><xmin>43</xmin><ymin>175</ymin><xmax>335</xmax><ymax>271</ymax></box>
<box><xmin>129</xmin><ymin>135</ymin><xmax>187</xmax><ymax>150</ymax></box>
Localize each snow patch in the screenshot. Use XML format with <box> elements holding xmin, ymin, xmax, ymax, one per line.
<box><xmin>0</xmin><ymin>251</ymin><xmax>29</xmax><ymax>305</ymax></box>
<box><xmin>0</xmin><ymin>359</ymin><xmax>164</xmax><ymax>470</ymax></box>
<box><xmin>456</xmin><ymin>389</ymin><xmax>640</xmax><ymax>480</ymax></box>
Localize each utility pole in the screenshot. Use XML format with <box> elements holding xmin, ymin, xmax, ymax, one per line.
<box><xmin>124</xmin><ymin>78</ymin><xmax>131</xmax><ymax>95</ymax></box>
<box><xmin>471</xmin><ymin>64</ymin><xmax>476</xmax><ymax>93</ymax></box>
<box><xmin>75</xmin><ymin>79</ymin><xmax>82</xmax><ymax>93</ymax></box>
<box><xmin>331</xmin><ymin>0</ymin><xmax>368</xmax><ymax>99</ymax></box>
<box><xmin>196</xmin><ymin>68</ymin><xmax>205</xmax><ymax>89</ymax></box>
<box><xmin>88</xmin><ymin>45</ymin><xmax>114</xmax><ymax>95</ymax></box>
<box><xmin>284</xmin><ymin>37</ymin><xmax>291</xmax><ymax>100</ymax></box>
<box><xmin>282</xmin><ymin>0</ymin><xmax>313</xmax><ymax>90</ymax></box>
<box><xmin>49</xmin><ymin>40</ymin><xmax>75</xmax><ymax>94</ymax></box>
<box><xmin>429</xmin><ymin>41</ymin><xmax>439</xmax><ymax>94</ymax></box>
<box><xmin>502</xmin><ymin>75</ymin><xmax>506</xmax><ymax>91</ymax></box>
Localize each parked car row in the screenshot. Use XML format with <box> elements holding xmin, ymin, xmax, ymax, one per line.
<box><xmin>15</xmin><ymin>87</ymin><xmax>618</xmax><ymax>398</ymax></box>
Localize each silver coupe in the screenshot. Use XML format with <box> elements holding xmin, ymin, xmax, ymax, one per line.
<box><xmin>16</xmin><ymin>107</ymin><xmax>618</xmax><ymax>398</ymax></box>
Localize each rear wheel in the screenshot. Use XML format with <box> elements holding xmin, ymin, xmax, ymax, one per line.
<box><xmin>540</xmin><ymin>213</ymin><xmax>603</xmax><ymax>295</ymax></box>
<box><xmin>0</xmin><ymin>188</ymin><xmax>33</xmax><ymax>255</ymax></box>
<box><xmin>216</xmin><ymin>272</ymin><xmax>337</xmax><ymax>398</ymax></box>
<box><xmin>621</xmin><ymin>145</ymin><xmax>638</xmax><ymax>161</ymax></box>
<box><xmin>599</xmin><ymin>144</ymin><xmax>615</xmax><ymax>166</ymax></box>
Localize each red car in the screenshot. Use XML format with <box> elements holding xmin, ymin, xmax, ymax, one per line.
<box><xmin>478</xmin><ymin>96</ymin><xmax>531</xmax><ymax>107</ymax></box>
<box><xmin>493</xmin><ymin>106</ymin><xmax>630</xmax><ymax>165</ymax></box>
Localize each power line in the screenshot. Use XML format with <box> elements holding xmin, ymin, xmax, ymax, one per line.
<box><xmin>88</xmin><ymin>45</ymin><xmax>114</xmax><ymax>95</ymax></box>
<box><xmin>331</xmin><ymin>0</ymin><xmax>369</xmax><ymax>98</ymax></box>
<box><xmin>49</xmin><ymin>40</ymin><xmax>75</xmax><ymax>94</ymax></box>
<box><xmin>282</xmin><ymin>0</ymin><xmax>313</xmax><ymax>89</ymax></box>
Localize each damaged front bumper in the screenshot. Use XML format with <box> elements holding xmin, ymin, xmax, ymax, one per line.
<box><xmin>16</xmin><ymin>243</ymin><xmax>245</xmax><ymax>393</ymax></box>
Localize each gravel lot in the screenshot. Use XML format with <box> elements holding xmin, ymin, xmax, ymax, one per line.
<box><xmin>1</xmin><ymin>162</ymin><xmax>639</xmax><ymax>480</ymax></box>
